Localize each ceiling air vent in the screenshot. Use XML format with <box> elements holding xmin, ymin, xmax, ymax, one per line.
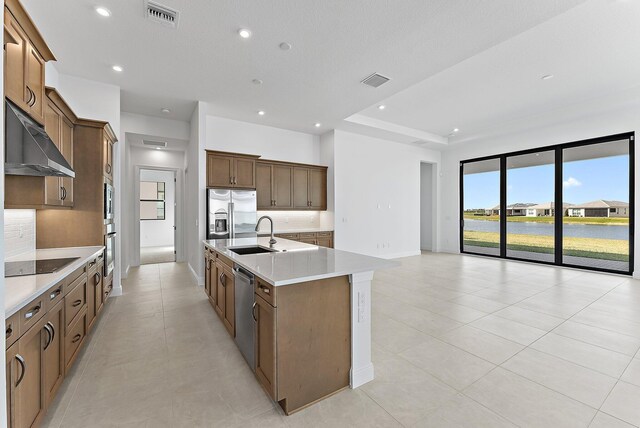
<box><xmin>142</xmin><ymin>140</ymin><xmax>168</xmax><ymax>148</ymax></box>
<box><xmin>361</xmin><ymin>73</ymin><xmax>390</xmax><ymax>88</ymax></box>
<box><xmin>145</xmin><ymin>1</ymin><xmax>179</xmax><ymax>28</ymax></box>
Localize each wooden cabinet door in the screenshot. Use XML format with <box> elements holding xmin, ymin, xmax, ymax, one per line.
<box><xmin>209</xmin><ymin>258</ymin><xmax>218</xmax><ymax>308</ymax></box>
<box><xmin>60</xmin><ymin>117</ymin><xmax>74</xmax><ymax>207</ymax></box>
<box><xmin>207</xmin><ymin>153</ymin><xmax>234</xmax><ymax>187</ymax></box>
<box><xmin>273</xmin><ymin>165</ymin><xmax>293</xmax><ymax>209</ymax></box>
<box><xmin>204</xmin><ymin>253</ymin><xmax>211</xmax><ymax>297</ymax></box>
<box><xmin>308</xmin><ymin>168</ymin><xmax>327</xmax><ymax>210</ymax></box>
<box><xmin>214</xmin><ymin>262</ymin><xmax>226</xmax><ymax>320</ymax></box>
<box><xmin>86</xmin><ymin>271</ymin><xmax>97</xmax><ymax>331</ymax></box>
<box><xmin>95</xmin><ymin>267</ymin><xmax>105</xmax><ymax>318</ymax></box>
<box><xmin>44</xmin><ymin>100</ymin><xmax>62</xmax><ymax>206</ymax></box>
<box><xmin>234</xmin><ymin>158</ymin><xmax>256</xmax><ymax>189</ymax></box>
<box><xmin>255</xmin><ymin>295</ymin><xmax>277</xmax><ymax>400</ymax></box>
<box><xmin>43</xmin><ymin>301</ymin><xmax>64</xmax><ymax>407</ymax></box>
<box><xmin>103</xmin><ymin>136</ymin><xmax>113</xmax><ymax>179</ymax></box>
<box><xmin>316</xmin><ymin>236</ymin><xmax>332</xmax><ymax>248</ymax></box>
<box><xmin>292</xmin><ymin>167</ymin><xmax>309</xmax><ymax>208</ymax></box>
<box><xmin>4</xmin><ymin>11</ymin><xmax>27</xmax><ymax>111</ymax></box>
<box><xmin>6</xmin><ymin>343</ymin><xmax>18</xmax><ymax>428</ymax></box>
<box><xmin>25</xmin><ymin>43</ymin><xmax>45</xmax><ymax>124</ymax></box>
<box><xmin>256</xmin><ymin>163</ymin><xmax>273</xmax><ymax>209</ymax></box>
<box><xmin>15</xmin><ymin>318</ymin><xmax>46</xmax><ymax>428</ymax></box>
<box><xmin>223</xmin><ymin>266</ymin><xmax>235</xmax><ymax>337</ymax></box>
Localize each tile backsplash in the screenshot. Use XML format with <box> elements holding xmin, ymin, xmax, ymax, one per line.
<box><xmin>4</xmin><ymin>209</ymin><xmax>36</xmax><ymax>258</ymax></box>
<box><xmin>256</xmin><ymin>211</ymin><xmax>322</xmax><ymax>233</ymax></box>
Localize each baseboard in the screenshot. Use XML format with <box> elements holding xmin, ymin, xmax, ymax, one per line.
<box><xmin>188</xmin><ymin>262</ymin><xmax>204</xmax><ymax>286</ymax></box>
<box><xmin>350</xmin><ymin>363</ymin><xmax>374</xmax><ymax>388</ymax></box>
<box><xmin>110</xmin><ymin>284</ymin><xmax>123</xmax><ymax>297</ymax></box>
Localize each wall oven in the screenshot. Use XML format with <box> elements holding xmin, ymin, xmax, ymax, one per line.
<box><xmin>104</xmin><ymin>180</ymin><xmax>114</xmax><ymax>224</ymax></box>
<box><xmin>105</xmin><ymin>223</ymin><xmax>116</xmax><ymax>277</ymax></box>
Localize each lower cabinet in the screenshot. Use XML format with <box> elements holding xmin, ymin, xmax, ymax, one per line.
<box><xmin>14</xmin><ymin>316</ymin><xmax>47</xmax><ymax>428</ymax></box>
<box><xmin>209</xmin><ymin>256</ymin><xmax>218</xmax><ymax>309</ymax></box>
<box><xmin>5</xmin><ymin>255</ymin><xmax>108</xmax><ymax>428</ymax></box>
<box><xmin>255</xmin><ymin>294</ymin><xmax>277</xmax><ymax>400</ymax></box>
<box><xmin>43</xmin><ymin>301</ymin><xmax>64</xmax><ymax>407</ymax></box>
<box><xmin>272</xmin><ymin>231</ymin><xmax>334</xmax><ymax>248</ymax></box>
<box><xmin>213</xmin><ymin>258</ymin><xmax>235</xmax><ymax>338</ymax></box>
<box><xmin>204</xmin><ymin>251</ymin><xmax>211</xmax><ymax>297</ymax></box>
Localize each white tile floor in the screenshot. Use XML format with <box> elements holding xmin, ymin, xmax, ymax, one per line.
<box><xmin>140</xmin><ymin>245</ymin><xmax>175</xmax><ymax>264</ymax></box>
<box><xmin>42</xmin><ymin>252</ymin><xmax>640</xmax><ymax>427</ymax></box>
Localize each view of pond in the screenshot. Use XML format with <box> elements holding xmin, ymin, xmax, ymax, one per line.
<box><xmin>464</xmin><ymin>219</ymin><xmax>629</xmax><ymax>240</ymax></box>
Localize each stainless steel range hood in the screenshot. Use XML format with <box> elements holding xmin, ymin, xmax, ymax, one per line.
<box><xmin>4</xmin><ymin>100</ymin><xmax>75</xmax><ymax>178</ymax></box>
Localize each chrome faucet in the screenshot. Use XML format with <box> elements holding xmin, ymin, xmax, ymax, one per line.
<box><xmin>255</xmin><ymin>216</ymin><xmax>277</xmax><ymax>245</ymax></box>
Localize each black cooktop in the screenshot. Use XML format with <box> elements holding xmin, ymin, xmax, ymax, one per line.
<box><xmin>5</xmin><ymin>257</ymin><xmax>80</xmax><ymax>278</ymax></box>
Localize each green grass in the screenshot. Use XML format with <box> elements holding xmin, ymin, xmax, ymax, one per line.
<box><xmin>463</xmin><ymin>230</ymin><xmax>629</xmax><ymax>262</ymax></box>
<box><xmin>463</xmin><ymin>213</ymin><xmax>628</xmax><ymax>225</ymax></box>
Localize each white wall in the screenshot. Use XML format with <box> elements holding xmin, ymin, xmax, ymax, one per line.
<box><xmin>439</xmin><ymin>102</ymin><xmax>640</xmax><ymax>274</ymax></box>
<box><xmin>121</xmin><ymin>112</ymin><xmax>190</xmax><ymax>141</ymax></box>
<box><xmin>205</xmin><ymin>115</ymin><xmax>320</xmax><ymax>165</ymax></box>
<box><xmin>186</xmin><ymin>103</ymin><xmax>206</xmax><ymax>284</ymax></box>
<box><xmin>140</xmin><ymin>169</ymin><xmax>175</xmax><ymax>248</ymax></box>
<box><xmin>420</xmin><ymin>163</ymin><xmax>434</xmax><ymax>251</ymax></box>
<box><xmin>333</xmin><ymin>130</ymin><xmax>441</xmax><ymax>258</ymax></box>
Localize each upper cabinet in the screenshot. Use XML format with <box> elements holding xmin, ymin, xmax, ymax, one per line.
<box><xmin>293</xmin><ymin>166</ymin><xmax>327</xmax><ymax>210</ymax></box>
<box><xmin>4</xmin><ymin>0</ymin><xmax>55</xmax><ymax>125</ymax></box>
<box><xmin>206</xmin><ymin>150</ymin><xmax>260</xmax><ymax>189</ymax></box>
<box><xmin>257</xmin><ymin>160</ymin><xmax>327</xmax><ymax>211</ymax></box>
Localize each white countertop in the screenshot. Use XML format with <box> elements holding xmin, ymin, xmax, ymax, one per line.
<box><xmin>203</xmin><ymin>237</ymin><xmax>396</xmax><ymax>286</ymax></box>
<box><xmin>5</xmin><ymin>246</ymin><xmax>105</xmax><ymax>317</ymax></box>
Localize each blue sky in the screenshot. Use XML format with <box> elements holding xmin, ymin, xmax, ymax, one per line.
<box><xmin>464</xmin><ymin>155</ymin><xmax>629</xmax><ymax>209</ymax></box>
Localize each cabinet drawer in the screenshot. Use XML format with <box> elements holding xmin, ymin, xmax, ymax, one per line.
<box><xmin>18</xmin><ymin>295</ymin><xmax>45</xmax><ymax>334</ymax></box>
<box><xmin>65</xmin><ymin>264</ymin><xmax>87</xmax><ymax>290</ymax></box>
<box><xmin>65</xmin><ymin>275</ymin><xmax>87</xmax><ymax>331</ymax></box>
<box><xmin>316</xmin><ymin>231</ymin><xmax>332</xmax><ymax>237</ymax></box>
<box><xmin>5</xmin><ymin>312</ymin><xmax>19</xmax><ymax>349</ymax></box>
<box><xmin>45</xmin><ymin>280</ymin><xmax>65</xmax><ymax>311</ymax></box>
<box><xmin>65</xmin><ymin>308</ymin><xmax>86</xmax><ymax>371</ymax></box>
<box><xmin>298</xmin><ymin>232</ymin><xmax>316</xmax><ymax>239</ymax></box>
<box><xmin>255</xmin><ymin>278</ymin><xmax>276</xmax><ymax>307</ymax></box>
<box><xmin>87</xmin><ymin>256</ymin><xmax>99</xmax><ymax>275</ymax></box>
<box><xmin>217</xmin><ymin>252</ymin><xmax>233</xmax><ymax>270</ymax></box>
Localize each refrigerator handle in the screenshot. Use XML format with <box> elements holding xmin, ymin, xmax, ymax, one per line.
<box><xmin>229</xmin><ymin>202</ymin><xmax>234</xmax><ymax>239</ymax></box>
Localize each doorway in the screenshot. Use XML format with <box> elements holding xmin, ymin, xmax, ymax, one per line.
<box><xmin>420</xmin><ymin>162</ymin><xmax>436</xmax><ymax>252</ymax></box>
<box><xmin>139</xmin><ymin>168</ymin><xmax>176</xmax><ymax>264</ymax></box>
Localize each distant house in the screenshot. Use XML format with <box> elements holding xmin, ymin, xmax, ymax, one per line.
<box><xmin>526</xmin><ymin>202</ymin><xmax>573</xmax><ymax>217</ymax></box>
<box><xmin>485</xmin><ymin>203</ymin><xmax>535</xmax><ymax>216</ymax></box>
<box><xmin>567</xmin><ymin>200</ymin><xmax>629</xmax><ymax>218</ymax></box>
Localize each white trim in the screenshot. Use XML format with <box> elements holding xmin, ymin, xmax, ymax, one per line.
<box><xmin>189</xmin><ymin>262</ymin><xmax>204</xmax><ymax>286</ymax></box>
<box><xmin>349</xmin><ymin>270</ymin><xmax>374</xmax><ymax>389</ymax></box>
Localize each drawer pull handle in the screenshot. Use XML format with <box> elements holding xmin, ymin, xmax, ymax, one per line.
<box><xmin>50</xmin><ymin>289</ymin><xmax>62</xmax><ymax>300</ymax></box>
<box><xmin>259</xmin><ymin>285</ymin><xmax>270</xmax><ymax>295</ymax></box>
<box><xmin>72</xmin><ymin>299</ymin><xmax>82</xmax><ymax>307</ymax></box>
<box><xmin>15</xmin><ymin>354</ymin><xmax>26</xmax><ymax>387</ymax></box>
<box><xmin>106</xmin><ymin>164</ymin><xmax>111</xmax><ymax>174</ymax></box>
<box><xmin>6</xmin><ymin>326</ymin><xmax>12</xmax><ymax>339</ymax></box>
<box><xmin>71</xmin><ymin>334</ymin><xmax>82</xmax><ymax>343</ymax></box>
<box><xmin>252</xmin><ymin>302</ymin><xmax>257</xmax><ymax>322</ymax></box>
<box><xmin>89</xmin><ymin>261</ymin><xmax>96</xmax><ymax>268</ymax></box>
<box><xmin>47</xmin><ymin>321</ymin><xmax>55</xmax><ymax>345</ymax></box>
<box><xmin>95</xmin><ymin>272</ymin><xmax>102</xmax><ymax>285</ymax></box>
<box><xmin>24</xmin><ymin>305</ymin><xmax>41</xmax><ymax>319</ymax></box>
<box><xmin>43</xmin><ymin>323</ymin><xmax>53</xmax><ymax>350</ymax></box>
<box><xmin>220</xmin><ymin>273</ymin><xmax>225</xmax><ymax>287</ymax></box>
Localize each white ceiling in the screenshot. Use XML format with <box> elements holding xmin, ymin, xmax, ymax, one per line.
<box><xmin>22</xmin><ymin>0</ymin><xmax>585</xmax><ymax>134</ymax></box>
<box><xmin>357</xmin><ymin>0</ymin><xmax>640</xmax><ymax>145</ymax></box>
<box><xmin>126</xmin><ymin>132</ymin><xmax>189</xmax><ymax>152</ymax></box>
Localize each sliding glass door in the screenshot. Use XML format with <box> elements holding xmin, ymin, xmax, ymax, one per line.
<box><xmin>506</xmin><ymin>151</ymin><xmax>555</xmax><ymax>263</ymax></box>
<box><xmin>460</xmin><ymin>133</ymin><xmax>634</xmax><ymax>275</ymax></box>
<box><xmin>562</xmin><ymin>140</ymin><xmax>631</xmax><ymax>272</ymax></box>
<box><xmin>461</xmin><ymin>158</ymin><xmax>501</xmax><ymax>256</ymax></box>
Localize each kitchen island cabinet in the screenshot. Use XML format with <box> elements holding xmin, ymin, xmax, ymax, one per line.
<box><xmin>203</xmin><ymin>237</ymin><xmax>394</xmax><ymax>415</ymax></box>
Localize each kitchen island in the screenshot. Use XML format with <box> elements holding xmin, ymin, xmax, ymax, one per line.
<box><xmin>203</xmin><ymin>237</ymin><xmax>395</xmax><ymax>414</ymax></box>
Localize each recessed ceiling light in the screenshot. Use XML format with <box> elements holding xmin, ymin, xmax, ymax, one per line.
<box><xmin>314</xmin><ymin>123</ymin><xmax>321</xmax><ymax>128</ymax></box>
<box><xmin>257</xmin><ymin>110</ymin><xmax>265</xmax><ymax>116</ymax></box>
<box><xmin>161</xmin><ymin>108</ymin><xmax>171</xmax><ymax>114</ymax></box>
<box><xmin>377</xmin><ymin>105</ymin><xmax>386</xmax><ymax>110</ymax></box>
<box><xmin>541</xmin><ymin>74</ymin><xmax>554</xmax><ymax>80</ymax></box>
<box><xmin>453</xmin><ymin>128</ymin><xmax>460</xmax><ymax>133</ymax></box>
<box><xmin>252</xmin><ymin>79</ymin><xmax>263</xmax><ymax>85</ymax></box>
<box><xmin>155</xmin><ymin>147</ymin><xmax>161</xmax><ymax>150</ymax></box>
<box><xmin>112</xmin><ymin>65</ymin><xmax>123</xmax><ymax>72</ymax></box>
<box><xmin>238</xmin><ymin>28</ymin><xmax>252</xmax><ymax>39</ymax></box>
<box><xmin>279</xmin><ymin>42</ymin><xmax>292</xmax><ymax>51</ymax></box>
<box><xmin>95</xmin><ymin>6</ymin><xmax>111</xmax><ymax>17</ymax></box>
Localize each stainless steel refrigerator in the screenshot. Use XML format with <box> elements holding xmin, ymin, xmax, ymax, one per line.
<box><xmin>206</xmin><ymin>189</ymin><xmax>257</xmax><ymax>240</ymax></box>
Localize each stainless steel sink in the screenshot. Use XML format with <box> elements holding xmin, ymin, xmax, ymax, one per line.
<box><xmin>228</xmin><ymin>246</ymin><xmax>277</xmax><ymax>255</ymax></box>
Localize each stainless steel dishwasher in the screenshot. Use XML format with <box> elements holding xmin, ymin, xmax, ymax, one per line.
<box><xmin>233</xmin><ymin>264</ymin><xmax>256</xmax><ymax>371</ymax></box>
